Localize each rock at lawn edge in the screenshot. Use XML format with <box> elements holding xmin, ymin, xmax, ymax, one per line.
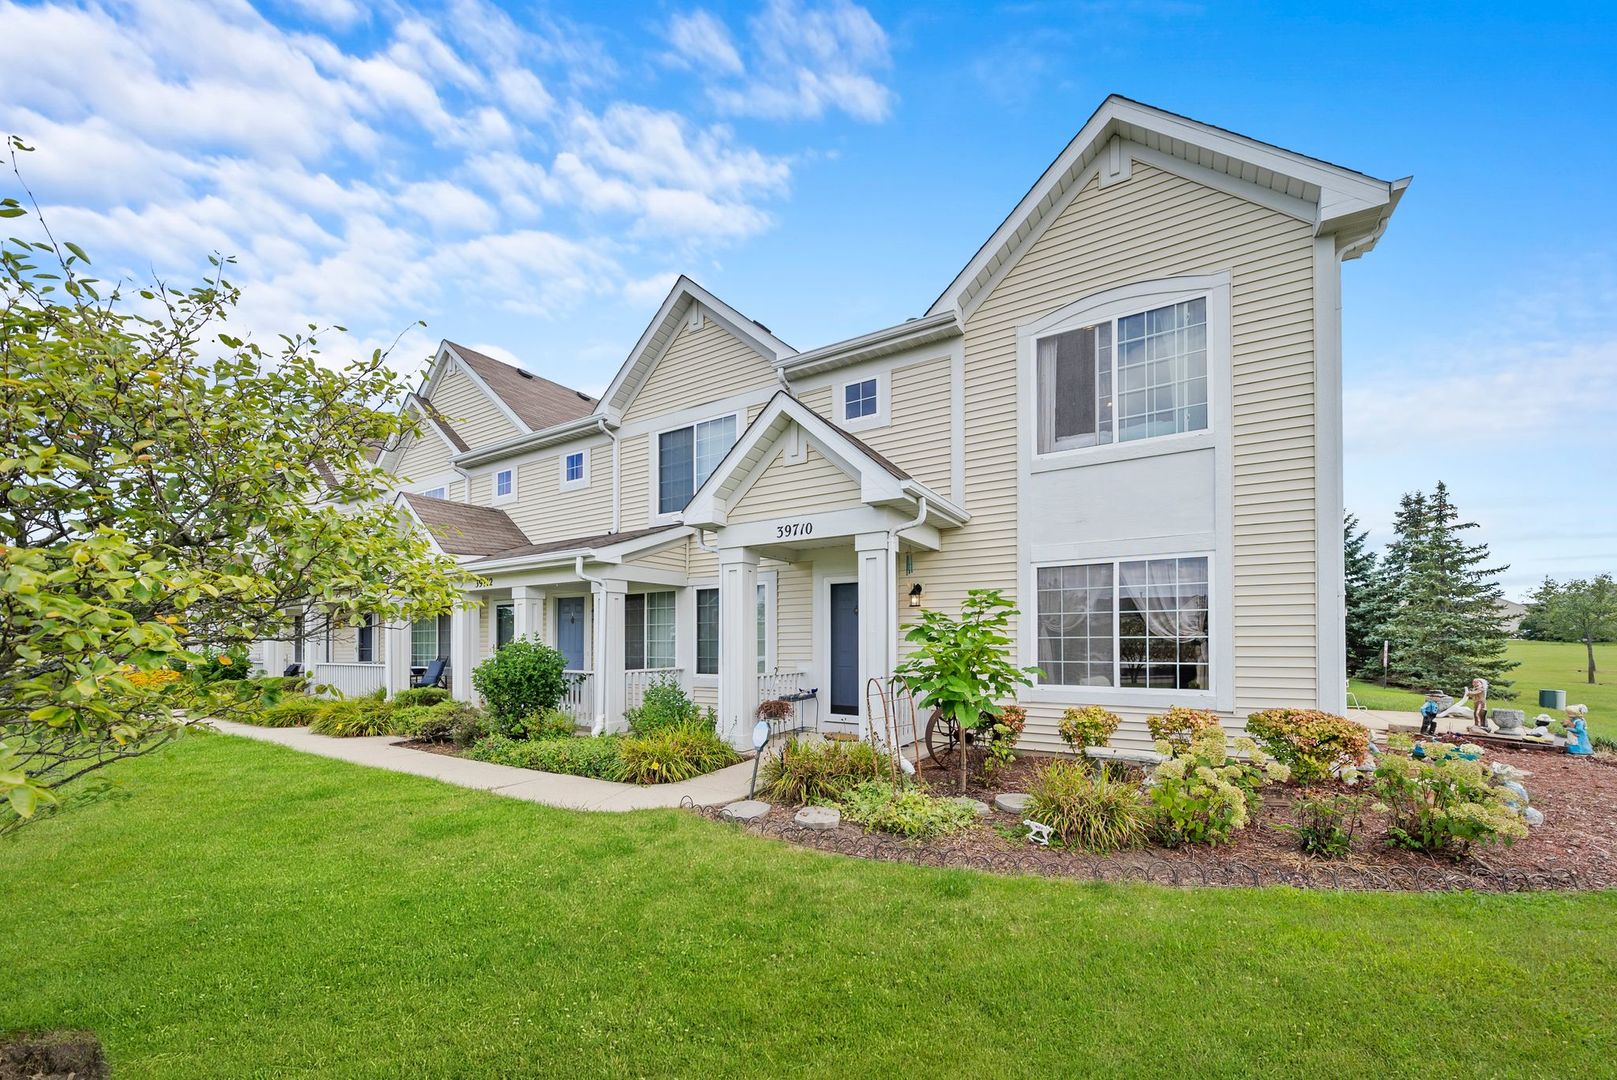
<box><xmin>994</xmin><ymin>792</ymin><xmax>1031</xmax><ymax>814</ymax></box>
<box><xmin>721</xmin><ymin>799</ymin><xmax>770</xmax><ymax>822</ymax></box>
<box><xmin>794</xmin><ymin>806</ymin><xmax>840</xmax><ymax>830</ymax></box>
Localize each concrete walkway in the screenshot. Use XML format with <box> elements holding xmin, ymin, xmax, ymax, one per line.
<box><xmin>212</xmin><ymin>721</ymin><xmax>755</xmax><ymax>811</ymax></box>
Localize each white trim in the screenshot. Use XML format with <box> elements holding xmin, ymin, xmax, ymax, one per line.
<box><xmin>1023</xmin><ymin>549</ymin><xmax>1219</xmax><ymax>710</ymax></box>
<box><xmin>559</xmin><ymin>448</ymin><xmax>589</xmax><ymax>492</ymax></box>
<box><xmin>647</xmin><ymin>410</ymin><xmax>742</xmax><ymax>526</ymax></box>
<box><xmin>436</xmin><ymin>344</ymin><xmax>532</xmax><ymax>435</ymax></box>
<box><xmin>1018</xmin><ymin>274</ymin><xmax>1229</xmax><ymax>473</ymax></box>
<box><xmin>492</xmin><ymin>467</ymin><xmax>516</xmax><ymax>503</ymax></box>
<box><xmin>689</xmin><ymin>569</ymin><xmax>776</xmax><ymax>685</ymax></box>
<box><xmin>813</xmin><ymin>565</ymin><xmax>861</xmax><ymax>720</ymax></box>
<box><xmin>834</xmin><ymin>372</ymin><xmax>888</xmax><ymax>432</ymax></box>
<box><xmin>1313</xmin><ymin>235</ymin><xmax>1347</xmax><ymax>713</ymax></box>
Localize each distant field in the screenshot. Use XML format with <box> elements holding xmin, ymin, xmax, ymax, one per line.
<box><xmin>1351</xmin><ymin>639</ymin><xmax>1617</xmax><ymax>739</ymax></box>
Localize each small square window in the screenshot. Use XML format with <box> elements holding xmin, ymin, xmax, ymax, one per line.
<box><xmin>565</xmin><ymin>452</ymin><xmax>584</xmax><ymax>483</ymax></box>
<box><xmin>843</xmin><ymin>378</ymin><xmax>878</xmax><ymax>420</ymax></box>
<box><xmin>495</xmin><ymin>469</ymin><xmax>513</xmax><ymax>498</ymax></box>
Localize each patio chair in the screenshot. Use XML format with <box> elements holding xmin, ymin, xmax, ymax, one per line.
<box><xmin>1345</xmin><ymin>681</ymin><xmax>1367</xmax><ymax>710</ymax></box>
<box><xmin>282</xmin><ymin>663</ymin><xmax>302</xmax><ymax>678</ymax></box>
<box><xmin>411</xmin><ymin>657</ymin><xmax>447</xmax><ymax>689</ymax></box>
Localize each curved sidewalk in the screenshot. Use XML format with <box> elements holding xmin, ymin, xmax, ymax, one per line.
<box><xmin>212</xmin><ymin>720</ymin><xmax>755</xmax><ymax>811</ymax></box>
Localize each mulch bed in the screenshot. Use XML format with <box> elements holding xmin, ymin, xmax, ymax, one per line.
<box><xmin>0</xmin><ymin>1031</ymin><xmax>107</xmax><ymax>1080</ymax></box>
<box><xmin>697</xmin><ymin>744</ymin><xmax>1617</xmax><ymax>892</ymax></box>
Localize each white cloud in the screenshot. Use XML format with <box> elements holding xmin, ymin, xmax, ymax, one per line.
<box><xmin>664</xmin><ymin>1</ymin><xmax>894</xmax><ymax>122</ymax></box>
<box><xmin>667</xmin><ymin>10</ymin><xmax>745</xmax><ymax>76</ymax></box>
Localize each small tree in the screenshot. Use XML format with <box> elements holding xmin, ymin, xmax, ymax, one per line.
<box><xmin>471</xmin><ymin>639</ymin><xmax>568</xmax><ymax>735</ymax></box>
<box><xmin>893</xmin><ymin>589</ymin><xmax>1040</xmax><ymax>792</ymax></box>
<box><xmin>1529</xmin><ymin>575</ymin><xmax>1617</xmax><ymax>685</ymax></box>
<box><xmin>1344</xmin><ymin>512</ymin><xmax>1393</xmax><ymax>679</ymax></box>
<box><xmin>1380</xmin><ymin>482</ymin><xmax>1517</xmax><ymax>694</ymax></box>
<box><xmin>1</xmin><ymin>146</ymin><xmax>471</xmax><ymax>830</ymax></box>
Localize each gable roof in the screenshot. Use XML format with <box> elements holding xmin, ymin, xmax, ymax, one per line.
<box><xmin>441</xmin><ymin>342</ymin><xmax>597</xmax><ymax>432</ymax></box>
<box><xmin>928</xmin><ymin>95</ymin><xmax>1409</xmax><ymax>319</ymax></box>
<box><xmin>682</xmin><ymin>391</ymin><xmax>966</xmax><ymax>531</ymax></box>
<box><xmin>397</xmin><ymin>492</ymin><xmax>530</xmax><ymax>556</ymax></box>
<box><xmin>409</xmin><ymin>395</ymin><xmax>469</xmax><ymax>453</ymax></box>
<box><xmin>465</xmin><ymin>524</ymin><xmax>687</xmax><ymax>568</ymax></box>
<box><xmin>599</xmin><ymin>276</ymin><xmax>796</xmax><ymax>419</ymax></box>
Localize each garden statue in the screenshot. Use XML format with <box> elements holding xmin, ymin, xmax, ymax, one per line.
<box><xmin>1564</xmin><ymin>705</ymin><xmax>1593</xmax><ymax>757</ymax></box>
<box><xmin>1491</xmin><ymin>709</ymin><xmax>1526</xmax><ymax>735</ymax></box>
<box><xmin>1436</xmin><ymin>678</ymin><xmax>1490</xmax><ymax>728</ymax></box>
<box><xmin>1526</xmin><ymin>715</ymin><xmax>1556</xmax><ymax>740</ymax></box>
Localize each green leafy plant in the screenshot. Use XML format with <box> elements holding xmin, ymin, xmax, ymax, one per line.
<box><xmin>613</xmin><ymin>721</ymin><xmax>740</xmax><ymax>784</ymax></box>
<box><xmin>624</xmin><ymin>678</ymin><xmax>709</xmax><ymax>735</ymax></box>
<box><xmin>308</xmin><ymin>698</ymin><xmax>396</xmax><ymax>737</ymax></box>
<box><xmin>1057</xmin><ymin>705</ymin><xmax>1121</xmax><ymax>753</ymax></box>
<box><xmin>391</xmin><ymin>686</ymin><xmax>451</xmax><ymax>708</ymax></box>
<box><xmin>465</xmin><ymin>733</ymin><xmax>622</xmax><ymax>779</ymax></box>
<box><xmin>1149</xmin><ymin>728</ymin><xmax>1287</xmax><ymax>847</ymax></box>
<box><xmin>0</xmin><ymin>165</ymin><xmax>472</xmax><ymax>831</ymax></box>
<box><xmin>1371</xmin><ymin>745</ymin><xmax>1527</xmax><ymax>857</ymax></box>
<box><xmin>1277</xmin><ymin>794</ymin><xmax>1364</xmax><ymax>858</ymax></box>
<box><xmin>254</xmin><ymin>695</ymin><xmax>328</xmax><ymax>728</ymax></box>
<box><xmin>1026</xmin><ymin>760</ymin><xmax>1151</xmax><ymax>852</ymax></box>
<box><xmin>893</xmin><ymin>589</ymin><xmax>1040</xmax><ymax>787</ymax></box>
<box><xmin>980</xmin><ymin>704</ymin><xmax>1026</xmax><ymax>775</ymax></box>
<box><xmin>1244</xmin><ymin>709</ymin><xmax>1371</xmax><ymax>784</ymax></box>
<box><xmin>838</xmin><ymin>780</ymin><xmax>980</xmax><ymax>839</ymax></box>
<box><xmin>441</xmin><ymin>703</ymin><xmax>488</xmax><ymax>750</ymax></box>
<box><xmin>471</xmin><ymin>640</ymin><xmax>567</xmax><ymax>735</ymax></box>
<box><xmin>758</xmin><ymin>737</ymin><xmax>893</xmax><ymax>805</ymax></box>
<box><xmin>1145</xmin><ymin>706</ymin><xmax>1222</xmax><ymax>753</ymax></box>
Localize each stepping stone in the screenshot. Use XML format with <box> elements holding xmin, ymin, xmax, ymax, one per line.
<box><xmin>966</xmin><ymin>799</ymin><xmax>992</xmax><ymax>817</ymax></box>
<box><xmin>794</xmin><ymin>806</ymin><xmax>840</xmax><ymax>830</ymax></box>
<box><xmin>993</xmin><ymin>792</ymin><xmax>1030</xmax><ymax>814</ymax></box>
<box><xmin>722</xmin><ymin>799</ymin><xmax>770</xmax><ymax>823</ymax></box>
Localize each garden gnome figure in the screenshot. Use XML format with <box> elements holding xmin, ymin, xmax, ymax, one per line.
<box><xmin>1420</xmin><ymin>692</ymin><xmax>1442</xmax><ymax>736</ymax></box>
<box><xmin>1565</xmin><ymin>705</ymin><xmax>1593</xmax><ymax>757</ymax></box>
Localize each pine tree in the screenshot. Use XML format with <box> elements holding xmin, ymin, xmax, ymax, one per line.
<box><xmin>1381</xmin><ymin>482</ymin><xmax>1518</xmax><ymax>695</ymax></box>
<box><xmin>1343</xmin><ymin>513</ymin><xmax>1391</xmax><ymax>678</ymax></box>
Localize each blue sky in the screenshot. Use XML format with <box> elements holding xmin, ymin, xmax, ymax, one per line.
<box><xmin>2</xmin><ymin>0</ymin><xmax>1613</xmax><ymax>594</ymax></box>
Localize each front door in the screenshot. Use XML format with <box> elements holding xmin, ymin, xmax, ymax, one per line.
<box><xmin>556</xmin><ymin>596</ymin><xmax>585</xmax><ymax>670</ymax></box>
<box><xmin>829</xmin><ymin>582</ymin><xmax>859</xmax><ymax>716</ymax></box>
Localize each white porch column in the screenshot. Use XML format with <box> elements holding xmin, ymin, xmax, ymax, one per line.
<box><xmin>450</xmin><ymin>603</ymin><xmax>478</xmax><ymax>702</ymax></box>
<box><xmin>855</xmin><ymin>531</ymin><xmax>897</xmax><ymax>740</ymax></box>
<box><xmin>512</xmin><ymin>585</ymin><xmax>544</xmax><ymax>644</ymax></box>
<box><xmin>717</xmin><ymin>546</ymin><xmax>760</xmax><ymax>747</ymax></box>
<box><xmin>591</xmin><ymin>579</ymin><xmax>627</xmax><ymax>733</ymax></box>
<box><xmin>383</xmin><ymin>619</ymin><xmax>411</xmax><ymax>696</ymax></box>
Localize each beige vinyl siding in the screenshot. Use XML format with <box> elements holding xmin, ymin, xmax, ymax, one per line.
<box><xmin>503</xmin><ymin>452</ymin><xmax>614</xmax><ymax>543</ymax></box>
<box><xmin>622</xmin><ymin>318</ymin><xmax>777</xmax><ymax>425</ymax></box>
<box><xmin>394</xmin><ymin>431</ymin><xmax>454</xmax><ymax>487</ymax></box>
<box><xmin>433</xmin><ymin>365</ymin><xmax>521</xmax><ymax>447</ymax></box>
<box><xmin>687</xmin><ymin>544</ymin><xmax>717</xmax><ymax>581</ymax></box>
<box><xmin>621</xmin><ymin>434</ymin><xmax>650</xmax><ymax>527</ymax></box>
<box><xmin>775</xmin><ymin>561</ymin><xmax>813</xmax><ymax>671</ymax></box>
<box><xmin>798</xmin><ymin>385</ymin><xmax>832</xmax><ymax>416</ymax></box>
<box><xmin>861</xmin><ymin>355</ymin><xmax>953</xmax><ymax>496</ymax></box>
<box><xmin>729</xmin><ymin>445</ymin><xmax>863</xmax><ymax>524</ymax></box>
<box><xmin>917</xmin><ymin>161</ymin><xmax>1316</xmax><ymax>753</ymax></box>
<box><xmin>629</xmin><ymin>542</ymin><xmax>687</xmax><ymax>576</ymax></box>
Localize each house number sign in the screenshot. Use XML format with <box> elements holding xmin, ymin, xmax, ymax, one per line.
<box><xmin>775</xmin><ymin>521</ymin><xmax>814</xmax><ymax>539</ymax></box>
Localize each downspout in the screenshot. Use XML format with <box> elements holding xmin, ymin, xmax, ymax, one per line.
<box><xmin>575</xmin><ymin>554</ymin><xmax>610</xmax><ymax>735</ymax></box>
<box><xmin>598</xmin><ymin>417</ymin><xmax>620</xmax><ymax>532</ymax></box>
<box><xmin>886</xmin><ymin>495</ymin><xmax>927</xmax><ymax>774</ymax></box>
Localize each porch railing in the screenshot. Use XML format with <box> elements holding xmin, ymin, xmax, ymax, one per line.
<box><xmin>311</xmin><ymin>662</ymin><xmax>386</xmax><ymax>699</ymax></box>
<box><xmin>624</xmin><ymin>667</ymin><xmax>683</xmax><ymax>713</ymax></box>
<box><xmin>560</xmin><ymin>670</ymin><xmax>593</xmax><ymax>721</ymax></box>
<box><xmin>758</xmin><ymin>670</ymin><xmax>809</xmax><ymax>703</ymax></box>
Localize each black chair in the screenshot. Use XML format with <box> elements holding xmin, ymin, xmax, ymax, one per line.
<box><xmin>282</xmin><ymin>663</ymin><xmax>303</xmax><ymax>678</ymax></box>
<box><xmin>412</xmin><ymin>657</ymin><xmax>447</xmax><ymax>689</ymax></box>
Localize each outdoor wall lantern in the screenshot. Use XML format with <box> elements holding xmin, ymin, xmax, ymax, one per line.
<box><xmin>908</xmin><ymin>583</ymin><xmax>924</xmax><ymax>608</ymax></box>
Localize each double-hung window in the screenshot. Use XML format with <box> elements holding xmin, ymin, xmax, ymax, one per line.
<box><xmin>625</xmin><ymin>591</ymin><xmax>676</xmax><ymax>669</ymax></box>
<box><xmin>694</xmin><ymin>584</ymin><xmax>770</xmax><ymax>676</ymax></box>
<box><xmin>658</xmin><ymin>415</ymin><xmax>737</xmax><ymax>515</ymax></box>
<box><xmin>1037</xmin><ymin>296</ymin><xmax>1208</xmax><ymax>453</ymax></box>
<box><xmin>1037</xmin><ymin>556</ymin><xmax>1209</xmax><ymax>691</ymax></box>
<box><xmin>410</xmin><ymin>613</ymin><xmax>452</xmax><ymax>667</ymax></box>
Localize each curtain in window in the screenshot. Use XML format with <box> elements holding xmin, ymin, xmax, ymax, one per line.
<box><xmin>626</xmin><ymin>592</ymin><xmax>676</xmax><ymax>670</ymax></box>
<box><xmin>1117</xmin><ymin>557</ymin><xmax>1208</xmax><ymax>690</ymax></box>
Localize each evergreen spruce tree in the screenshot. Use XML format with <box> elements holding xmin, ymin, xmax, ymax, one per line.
<box><xmin>1381</xmin><ymin>482</ymin><xmax>1517</xmax><ymax>694</ymax></box>
<box><xmin>1343</xmin><ymin>513</ymin><xmax>1392</xmax><ymax>678</ymax></box>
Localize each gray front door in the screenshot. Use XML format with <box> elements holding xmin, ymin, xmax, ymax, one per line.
<box><xmin>829</xmin><ymin>582</ymin><xmax>859</xmax><ymax>716</ymax></box>
<box><xmin>556</xmin><ymin>596</ymin><xmax>585</xmax><ymax>670</ymax></box>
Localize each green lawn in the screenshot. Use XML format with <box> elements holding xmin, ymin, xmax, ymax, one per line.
<box><xmin>1351</xmin><ymin>639</ymin><xmax>1617</xmax><ymax>738</ymax></box>
<box><xmin>4</xmin><ymin>736</ymin><xmax>1616</xmax><ymax>1077</ymax></box>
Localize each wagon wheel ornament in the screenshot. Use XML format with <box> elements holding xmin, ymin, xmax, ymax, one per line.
<box><xmin>924</xmin><ymin>709</ymin><xmax>975</xmax><ymax>770</ymax></box>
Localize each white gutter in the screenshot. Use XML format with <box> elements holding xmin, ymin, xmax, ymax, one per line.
<box><xmin>574</xmin><ymin>554</ymin><xmax>610</xmax><ymax>736</ymax></box>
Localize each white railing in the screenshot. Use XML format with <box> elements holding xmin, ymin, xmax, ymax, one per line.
<box><xmin>312</xmin><ymin>662</ymin><xmax>386</xmax><ymax>698</ymax></box>
<box><xmin>561</xmin><ymin>670</ymin><xmax>594</xmax><ymax>721</ymax></box>
<box><xmin>624</xmin><ymin>668</ymin><xmax>683</xmax><ymax>712</ymax></box>
<box><xmin>758</xmin><ymin>670</ymin><xmax>809</xmax><ymax>703</ymax></box>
